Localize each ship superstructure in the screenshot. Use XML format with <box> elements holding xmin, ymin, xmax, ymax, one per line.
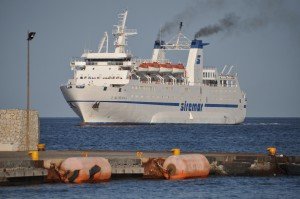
<box><xmin>61</xmin><ymin>10</ymin><xmax>247</xmax><ymax>124</ymax></box>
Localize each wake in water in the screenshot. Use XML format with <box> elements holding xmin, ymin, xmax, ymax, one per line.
<box><xmin>242</xmin><ymin>122</ymin><xmax>288</xmax><ymax>126</ymax></box>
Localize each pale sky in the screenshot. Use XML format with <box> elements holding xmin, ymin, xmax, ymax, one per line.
<box><xmin>0</xmin><ymin>0</ymin><xmax>299</xmax><ymax>117</ymax></box>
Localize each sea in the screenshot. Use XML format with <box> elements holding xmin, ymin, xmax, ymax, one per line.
<box><xmin>1</xmin><ymin>117</ymin><xmax>300</xmax><ymax>198</ymax></box>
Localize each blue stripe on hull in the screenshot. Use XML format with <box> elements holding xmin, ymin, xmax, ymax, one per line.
<box><xmin>67</xmin><ymin>100</ymin><xmax>239</xmax><ymax>108</ymax></box>
<box><xmin>204</xmin><ymin>104</ymin><xmax>238</xmax><ymax>108</ymax></box>
<box><xmin>103</xmin><ymin>101</ymin><xmax>179</xmax><ymax>106</ymax></box>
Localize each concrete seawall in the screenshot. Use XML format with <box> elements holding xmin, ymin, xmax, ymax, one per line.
<box><xmin>1</xmin><ymin>150</ymin><xmax>299</xmax><ymax>185</ymax></box>
<box><xmin>0</xmin><ymin>110</ymin><xmax>299</xmax><ymax>185</ymax></box>
<box><xmin>0</xmin><ymin>109</ymin><xmax>39</xmax><ymax>151</ymax></box>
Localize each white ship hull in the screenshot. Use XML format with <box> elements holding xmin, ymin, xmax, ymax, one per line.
<box><xmin>61</xmin><ymin>82</ymin><xmax>246</xmax><ymax>124</ymax></box>
<box><xmin>61</xmin><ymin>10</ymin><xmax>247</xmax><ymax>124</ymax></box>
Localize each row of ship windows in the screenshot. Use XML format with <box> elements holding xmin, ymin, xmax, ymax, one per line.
<box><xmin>103</xmin><ymin>87</ymin><xmax>191</xmax><ymax>99</ymax></box>
<box><xmin>76</xmin><ymin>75</ymin><xmax>235</xmax><ymax>85</ymax></box>
<box><xmin>78</xmin><ymin>76</ymin><xmax>124</xmax><ymax>80</ymax></box>
<box><xmin>220</xmin><ymin>80</ymin><xmax>236</xmax><ymax>85</ymax></box>
<box><xmin>110</xmin><ymin>95</ymin><xmax>178</xmax><ymax>100</ymax></box>
<box><xmin>103</xmin><ymin>87</ymin><xmax>236</xmax><ymax>100</ymax></box>
<box><xmin>76</xmin><ymin>66</ymin><xmax>123</xmax><ymax>71</ymax></box>
<box><xmin>102</xmin><ymin>86</ymin><xmax>235</xmax><ymax>93</ymax></box>
<box><xmin>103</xmin><ymin>86</ymin><xmax>178</xmax><ymax>93</ymax></box>
<box><xmin>78</xmin><ymin>78</ymin><xmax>235</xmax><ymax>88</ymax></box>
<box><xmin>129</xmin><ymin>86</ymin><xmax>235</xmax><ymax>92</ymax></box>
<box><xmin>85</xmin><ymin>61</ymin><xmax>124</xmax><ymax>65</ymax></box>
<box><xmin>203</xmin><ymin>72</ymin><xmax>216</xmax><ymax>78</ymax></box>
<box><xmin>109</xmin><ymin>95</ymin><xmax>236</xmax><ymax>101</ymax></box>
<box><xmin>130</xmin><ymin>85</ymin><xmax>192</xmax><ymax>91</ymax></box>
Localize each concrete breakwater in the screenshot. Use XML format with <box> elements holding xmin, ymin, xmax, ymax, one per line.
<box><xmin>0</xmin><ymin>110</ymin><xmax>299</xmax><ymax>185</ymax></box>
<box><xmin>0</xmin><ymin>159</ymin><xmax>47</xmax><ymax>185</ymax></box>
<box><xmin>0</xmin><ymin>109</ymin><xmax>44</xmax><ymax>185</ymax></box>
<box><xmin>40</xmin><ymin>151</ymin><xmax>300</xmax><ymax>177</ymax></box>
<box><xmin>0</xmin><ymin>150</ymin><xmax>299</xmax><ymax>185</ymax></box>
<box><xmin>0</xmin><ymin>109</ymin><xmax>39</xmax><ymax>151</ymax></box>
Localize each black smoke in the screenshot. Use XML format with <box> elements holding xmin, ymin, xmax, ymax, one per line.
<box><xmin>157</xmin><ymin>0</ymin><xmax>225</xmax><ymax>39</ymax></box>
<box><xmin>158</xmin><ymin>0</ymin><xmax>300</xmax><ymax>40</ymax></box>
<box><xmin>194</xmin><ymin>13</ymin><xmax>239</xmax><ymax>38</ymax></box>
<box><xmin>194</xmin><ymin>0</ymin><xmax>300</xmax><ymax>38</ymax></box>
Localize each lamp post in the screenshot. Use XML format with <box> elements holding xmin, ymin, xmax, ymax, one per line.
<box><xmin>26</xmin><ymin>31</ymin><xmax>36</xmax><ymax>151</ymax></box>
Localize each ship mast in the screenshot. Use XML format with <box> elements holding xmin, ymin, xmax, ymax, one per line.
<box><xmin>162</xmin><ymin>22</ymin><xmax>191</xmax><ymax>50</ymax></box>
<box><xmin>113</xmin><ymin>10</ymin><xmax>137</xmax><ymax>53</ymax></box>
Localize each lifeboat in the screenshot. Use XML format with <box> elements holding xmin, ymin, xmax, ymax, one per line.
<box><xmin>59</xmin><ymin>157</ymin><xmax>111</xmax><ymax>183</ymax></box>
<box><xmin>159</xmin><ymin>63</ymin><xmax>173</xmax><ymax>73</ymax></box>
<box><xmin>148</xmin><ymin>62</ymin><xmax>160</xmax><ymax>72</ymax></box>
<box><xmin>163</xmin><ymin>154</ymin><xmax>210</xmax><ymax>180</ymax></box>
<box><xmin>138</xmin><ymin>63</ymin><xmax>149</xmax><ymax>72</ymax></box>
<box><xmin>172</xmin><ymin>64</ymin><xmax>185</xmax><ymax>74</ymax></box>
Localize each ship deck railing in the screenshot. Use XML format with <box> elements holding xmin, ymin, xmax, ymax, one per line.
<box><xmin>112</xmin><ymin>28</ymin><xmax>137</xmax><ymax>35</ymax></box>
<box><xmin>219</xmin><ymin>74</ymin><xmax>236</xmax><ymax>79</ymax></box>
<box><xmin>132</xmin><ymin>59</ymin><xmax>170</xmax><ymax>65</ymax></box>
<box><xmin>139</xmin><ymin>80</ymin><xmax>187</xmax><ymax>86</ymax></box>
<box><xmin>203</xmin><ymin>66</ymin><xmax>217</xmax><ymax>70</ymax></box>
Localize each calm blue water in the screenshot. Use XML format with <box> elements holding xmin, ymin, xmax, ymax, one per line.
<box><xmin>1</xmin><ymin>118</ymin><xmax>300</xmax><ymax>198</ymax></box>
<box><xmin>41</xmin><ymin>117</ymin><xmax>299</xmax><ymax>155</ymax></box>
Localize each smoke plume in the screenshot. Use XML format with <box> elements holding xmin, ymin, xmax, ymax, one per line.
<box><xmin>159</xmin><ymin>0</ymin><xmax>300</xmax><ymax>40</ymax></box>
<box><xmin>157</xmin><ymin>0</ymin><xmax>225</xmax><ymax>39</ymax></box>
<box><xmin>194</xmin><ymin>13</ymin><xmax>239</xmax><ymax>38</ymax></box>
<box><xmin>194</xmin><ymin>0</ymin><xmax>300</xmax><ymax>38</ymax></box>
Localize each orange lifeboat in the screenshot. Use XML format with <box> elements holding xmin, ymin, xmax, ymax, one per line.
<box><xmin>159</xmin><ymin>63</ymin><xmax>173</xmax><ymax>73</ymax></box>
<box><xmin>162</xmin><ymin>154</ymin><xmax>210</xmax><ymax>180</ymax></box>
<box><xmin>59</xmin><ymin>157</ymin><xmax>111</xmax><ymax>183</ymax></box>
<box><xmin>172</xmin><ymin>63</ymin><xmax>185</xmax><ymax>74</ymax></box>
<box><xmin>148</xmin><ymin>62</ymin><xmax>160</xmax><ymax>72</ymax></box>
<box><xmin>138</xmin><ymin>63</ymin><xmax>149</xmax><ymax>72</ymax></box>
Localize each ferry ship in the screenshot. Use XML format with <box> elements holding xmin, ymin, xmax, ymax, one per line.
<box><xmin>60</xmin><ymin>10</ymin><xmax>247</xmax><ymax>124</ymax></box>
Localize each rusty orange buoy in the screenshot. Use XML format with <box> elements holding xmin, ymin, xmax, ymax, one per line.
<box><xmin>163</xmin><ymin>154</ymin><xmax>210</xmax><ymax>180</ymax></box>
<box><xmin>59</xmin><ymin>157</ymin><xmax>111</xmax><ymax>183</ymax></box>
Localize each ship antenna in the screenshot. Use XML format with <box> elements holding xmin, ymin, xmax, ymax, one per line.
<box><xmin>159</xmin><ymin>25</ymin><xmax>162</xmax><ymax>42</ymax></box>
<box><xmin>179</xmin><ymin>21</ymin><xmax>183</xmax><ymax>31</ymax></box>
<box><xmin>113</xmin><ymin>10</ymin><xmax>137</xmax><ymax>53</ymax></box>
<box><xmin>164</xmin><ymin>21</ymin><xmax>190</xmax><ymax>50</ymax></box>
<box><xmin>175</xmin><ymin>22</ymin><xmax>183</xmax><ymax>48</ymax></box>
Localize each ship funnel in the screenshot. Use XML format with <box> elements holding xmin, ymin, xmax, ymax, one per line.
<box><xmin>186</xmin><ymin>39</ymin><xmax>209</xmax><ymax>85</ymax></box>
<box><xmin>152</xmin><ymin>40</ymin><xmax>166</xmax><ymax>61</ymax></box>
<box><xmin>153</xmin><ymin>40</ymin><xmax>165</xmax><ymax>49</ymax></box>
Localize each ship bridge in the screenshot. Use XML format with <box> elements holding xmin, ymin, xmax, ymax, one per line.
<box><xmin>81</xmin><ymin>52</ymin><xmax>131</xmax><ymax>65</ymax></box>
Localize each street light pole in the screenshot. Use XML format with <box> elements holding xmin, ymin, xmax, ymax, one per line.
<box><xmin>26</xmin><ymin>31</ymin><xmax>36</xmax><ymax>151</ymax></box>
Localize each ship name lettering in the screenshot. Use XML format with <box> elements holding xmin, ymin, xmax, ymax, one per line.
<box><xmin>180</xmin><ymin>101</ymin><xmax>203</xmax><ymax>112</ymax></box>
